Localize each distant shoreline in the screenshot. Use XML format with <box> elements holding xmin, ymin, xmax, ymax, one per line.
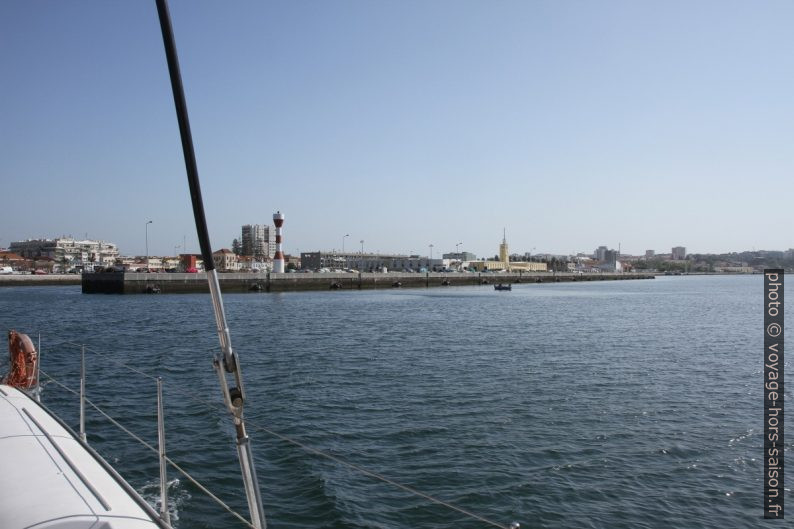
<box><xmin>0</xmin><ymin>270</ymin><xmax>764</xmax><ymax>290</ymax></box>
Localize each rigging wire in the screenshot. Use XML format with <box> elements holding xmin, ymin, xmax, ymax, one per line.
<box><xmin>246</xmin><ymin>421</ymin><xmax>510</xmax><ymax>529</ymax></box>
<box><xmin>42</xmin><ymin>343</ymin><xmax>515</xmax><ymax>529</ymax></box>
<box><xmin>40</xmin><ymin>370</ymin><xmax>256</xmax><ymax>529</ymax></box>
<box><xmin>177</xmin><ymin>391</ymin><xmax>511</xmax><ymax>529</ymax></box>
<box><xmin>61</xmin><ymin>340</ymin><xmax>159</xmax><ymax>382</ymax></box>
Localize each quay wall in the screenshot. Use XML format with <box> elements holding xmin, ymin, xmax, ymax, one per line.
<box><xmin>0</xmin><ymin>274</ymin><xmax>82</xmax><ymax>287</ymax></box>
<box><xmin>82</xmin><ymin>271</ymin><xmax>654</xmax><ymax>294</ymax></box>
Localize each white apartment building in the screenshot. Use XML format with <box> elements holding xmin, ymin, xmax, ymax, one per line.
<box><xmin>300</xmin><ymin>252</ymin><xmax>451</xmax><ymax>272</ymax></box>
<box><xmin>10</xmin><ymin>238</ymin><xmax>119</xmax><ymax>270</ymax></box>
<box><xmin>241</xmin><ymin>224</ymin><xmax>275</xmax><ymax>259</ymax></box>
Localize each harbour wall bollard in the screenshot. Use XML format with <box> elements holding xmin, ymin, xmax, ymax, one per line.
<box><xmin>81</xmin><ymin>271</ymin><xmax>654</xmax><ymax>294</ymax></box>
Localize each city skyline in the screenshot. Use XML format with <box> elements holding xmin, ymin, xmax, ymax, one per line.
<box><xmin>5</xmin><ymin>233</ymin><xmax>788</xmax><ymax>262</ymax></box>
<box><xmin>2</xmin><ymin>1</ymin><xmax>793</xmax><ymax>258</ymax></box>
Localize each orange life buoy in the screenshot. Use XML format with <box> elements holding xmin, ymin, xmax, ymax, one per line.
<box><xmin>3</xmin><ymin>330</ymin><xmax>38</xmax><ymax>388</ymax></box>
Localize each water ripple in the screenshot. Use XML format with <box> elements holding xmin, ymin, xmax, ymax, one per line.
<box><xmin>0</xmin><ymin>276</ymin><xmax>788</xmax><ymax>528</ymax></box>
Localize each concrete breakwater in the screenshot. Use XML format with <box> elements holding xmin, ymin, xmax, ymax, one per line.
<box><xmin>82</xmin><ymin>271</ymin><xmax>654</xmax><ymax>294</ymax></box>
<box><xmin>0</xmin><ymin>274</ymin><xmax>82</xmax><ymax>287</ymax></box>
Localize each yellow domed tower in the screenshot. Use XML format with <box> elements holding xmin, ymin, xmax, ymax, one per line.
<box><xmin>499</xmin><ymin>228</ymin><xmax>509</xmax><ymax>269</ymax></box>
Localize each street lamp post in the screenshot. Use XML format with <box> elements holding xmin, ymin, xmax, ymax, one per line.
<box><xmin>145</xmin><ymin>220</ymin><xmax>153</xmax><ymax>265</ymax></box>
<box><xmin>342</xmin><ymin>234</ymin><xmax>350</xmax><ymax>269</ymax></box>
<box><xmin>429</xmin><ymin>244</ymin><xmax>434</xmax><ymax>271</ymax></box>
<box><xmin>360</xmin><ymin>240</ymin><xmax>364</xmax><ymax>271</ymax></box>
<box><xmin>456</xmin><ymin>242</ymin><xmax>463</xmax><ymax>270</ymax></box>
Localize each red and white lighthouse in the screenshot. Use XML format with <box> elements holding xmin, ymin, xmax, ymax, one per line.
<box><xmin>273</xmin><ymin>211</ymin><xmax>285</xmax><ymax>273</ymax></box>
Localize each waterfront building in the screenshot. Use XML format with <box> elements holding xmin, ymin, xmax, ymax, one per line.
<box><xmin>571</xmin><ymin>257</ymin><xmax>600</xmax><ymax>273</ymax></box>
<box><xmin>240</xmin><ymin>224</ymin><xmax>275</xmax><ymax>258</ymax></box>
<box><xmin>238</xmin><ymin>255</ymin><xmax>271</xmax><ymax>272</ymax></box>
<box><xmin>300</xmin><ymin>252</ymin><xmax>445</xmax><ymax>272</ymax></box>
<box><xmin>672</xmin><ymin>246</ymin><xmax>686</xmax><ymax>260</ymax></box>
<box><xmin>584</xmin><ymin>247</ymin><xmax>621</xmax><ymax>272</ymax></box>
<box><xmin>590</xmin><ymin>246</ymin><xmax>618</xmax><ymax>265</ymax></box>
<box><xmin>645</xmin><ymin>249</ymin><xmax>655</xmax><ymax>258</ymax></box>
<box><xmin>212</xmin><ymin>249</ymin><xmax>239</xmax><ymax>271</ymax></box>
<box><xmin>714</xmin><ymin>266</ymin><xmax>753</xmax><ymax>273</ymax></box>
<box><xmin>162</xmin><ymin>256</ymin><xmax>181</xmax><ymax>269</ymax></box>
<box><xmin>442</xmin><ymin>251</ymin><xmax>477</xmax><ymax>261</ymax></box>
<box><xmin>598</xmin><ymin>257</ymin><xmax>622</xmax><ymax>272</ymax></box>
<box><xmin>10</xmin><ymin>238</ymin><xmax>119</xmax><ymax>271</ymax></box>
<box><xmin>178</xmin><ymin>254</ymin><xmax>200</xmax><ymax>272</ymax></box>
<box><xmin>0</xmin><ymin>251</ymin><xmax>25</xmax><ymax>269</ymax></box>
<box><xmin>468</xmin><ymin>232</ymin><xmax>548</xmax><ymax>272</ymax></box>
<box><xmin>142</xmin><ymin>257</ymin><xmax>163</xmax><ymax>270</ymax></box>
<box><xmin>468</xmin><ymin>260</ymin><xmax>547</xmax><ymax>272</ymax></box>
<box><xmin>467</xmin><ymin>260</ymin><xmax>507</xmax><ymax>272</ymax></box>
<box><xmin>115</xmin><ymin>257</ymin><xmax>139</xmax><ymax>271</ymax></box>
<box><xmin>594</xmin><ymin>246</ymin><xmax>608</xmax><ymax>261</ymax></box>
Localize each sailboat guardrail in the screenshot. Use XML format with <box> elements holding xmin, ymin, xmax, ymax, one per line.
<box><xmin>44</xmin><ymin>339</ymin><xmax>517</xmax><ymax>529</ymax></box>
<box><xmin>38</xmin><ymin>367</ymin><xmax>255</xmax><ymax>529</ymax></box>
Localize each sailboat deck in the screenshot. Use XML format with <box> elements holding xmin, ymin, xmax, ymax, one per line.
<box><xmin>0</xmin><ymin>384</ymin><xmax>164</xmax><ymax>529</ymax></box>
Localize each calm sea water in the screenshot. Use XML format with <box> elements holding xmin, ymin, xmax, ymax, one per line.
<box><xmin>0</xmin><ymin>275</ymin><xmax>789</xmax><ymax>528</ymax></box>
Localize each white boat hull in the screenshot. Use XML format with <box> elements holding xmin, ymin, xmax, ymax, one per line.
<box><xmin>0</xmin><ymin>384</ymin><xmax>166</xmax><ymax>529</ymax></box>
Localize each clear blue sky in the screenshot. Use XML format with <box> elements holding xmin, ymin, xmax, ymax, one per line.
<box><xmin>2</xmin><ymin>0</ymin><xmax>793</xmax><ymax>258</ymax></box>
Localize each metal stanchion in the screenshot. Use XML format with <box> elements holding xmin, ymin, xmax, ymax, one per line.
<box><xmin>156</xmin><ymin>377</ymin><xmax>170</xmax><ymax>524</ymax></box>
<box><xmin>79</xmin><ymin>345</ymin><xmax>86</xmax><ymax>442</ymax></box>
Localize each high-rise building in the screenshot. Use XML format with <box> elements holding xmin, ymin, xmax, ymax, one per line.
<box><xmin>240</xmin><ymin>224</ymin><xmax>275</xmax><ymax>258</ymax></box>
<box><xmin>672</xmin><ymin>246</ymin><xmax>686</xmax><ymax>260</ymax></box>
<box><xmin>645</xmin><ymin>250</ymin><xmax>655</xmax><ymax>258</ymax></box>
<box><xmin>594</xmin><ymin>246</ymin><xmax>608</xmax><ymax>261</ymax></box>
